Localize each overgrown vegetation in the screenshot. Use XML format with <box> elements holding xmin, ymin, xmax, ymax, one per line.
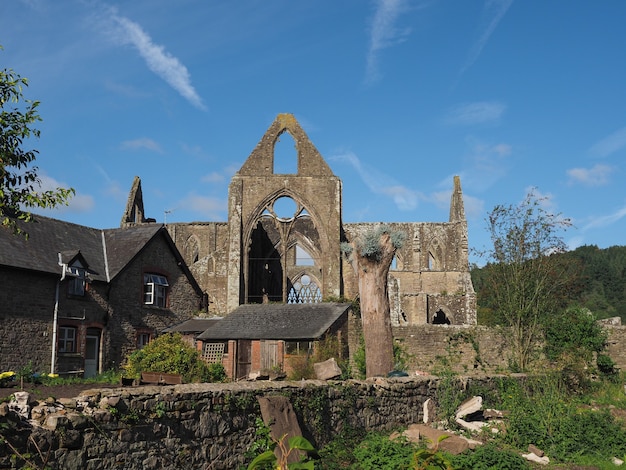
<box><xmin>123</xmin><ymin>333</ymin><xmax>226</xmax><ymax>383</ymax></box>
<box><xmin>287</xmin><ymin>336</ymin><xmax>349</xmax><ymax>381</ymax></box>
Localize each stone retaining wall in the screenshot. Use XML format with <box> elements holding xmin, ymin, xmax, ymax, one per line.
<box><xmin>0</xmin><ymin>376</ymin><xmax>503</xmax><ymax>469</ymax></box>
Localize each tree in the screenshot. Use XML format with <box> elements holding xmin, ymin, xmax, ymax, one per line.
<box><xmin>342</xmin><ymin>225</ymin><xmax>405</xmax><ymax>377</ymax></box>
<box><xmin>1</xmin><ymin>46</ymin><xmax>74</xmax><ymax>236</ymax></box>
<box><xmin>477</xmin><ymin>189</ymin><xmax>576</xmax><ymax>371</ymax></box>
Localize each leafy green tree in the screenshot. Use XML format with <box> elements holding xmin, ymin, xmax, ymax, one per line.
<box><xmin>476</xmin><ymin>189</ymin><xmax>576</xmax><ymax>371</ymax></box>
<box><xmin>342</xmin><ymin>225</ymin><xmax>405</xmax><ymax>378</ymax></box>
<box><xmin>1</xmin><ymin>46</ymin><xmax>74</xmax><ymax>235</ymax></box>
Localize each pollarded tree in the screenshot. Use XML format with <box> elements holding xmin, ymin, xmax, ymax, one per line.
<box><xmin>477</xmin><ymin>188</ymin><xmax>576</xmax><ymax>371</ymax></box>
<box><xmin>1</xmin><ymin>47</ymin><xmax>74</xmax><ymax>236</ymax></box>
<box><xmin>342</xmin><ymin>225</ymin><xmax>405</xmax><ymax>377</ymax></box>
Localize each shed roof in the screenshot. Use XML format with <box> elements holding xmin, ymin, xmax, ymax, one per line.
<box><xmin>197</xmin><ymin>303</ymin><xmax>351</xmax><ymax>341</ymax></box>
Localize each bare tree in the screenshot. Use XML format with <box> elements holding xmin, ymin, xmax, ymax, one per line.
<box><xmin>343</xmin><ymin>225</ymin><xmax>405</xmax><ymax>377</ymax></box>
<box><xmin>478</xmin><ymin>188</ymin><xmax>575</xmax><ymax>371</ymax></box>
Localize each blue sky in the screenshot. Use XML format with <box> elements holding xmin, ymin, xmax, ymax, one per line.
<box><xmin>2</xmin><ymin>0</ymin><xmax>626</xmax><ymax>264</ymax></box>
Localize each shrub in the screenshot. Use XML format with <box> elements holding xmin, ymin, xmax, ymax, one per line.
<box><xmin>124</xmin><ymin>333</ymin><xmax>226</xmax><ymax>383</ymax></box>
<box><xmin>449</xmin><ymin>442</ymin><xmax>530</xmax><ymax>469</ymax></box>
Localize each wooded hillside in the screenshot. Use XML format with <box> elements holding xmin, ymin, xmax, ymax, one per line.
<box><xmin>471</xmin><ymin>244</ymin><xmax>626</xmax><ymax>324</ymax></box>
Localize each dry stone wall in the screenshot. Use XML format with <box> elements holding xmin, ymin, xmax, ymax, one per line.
<box><xmin>0</xmin><ymin>376</ymin><xmax>503</xmax><ymax>470</ymax></box>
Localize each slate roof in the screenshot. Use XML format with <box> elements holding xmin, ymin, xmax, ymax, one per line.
<box><xmin>162</xmin><ymin>318</ymin><xmax>222</xmax><ymax>334</ymax></box>
<box><xmin>196</xmin><ymin>302</ymin><xmax>351</xmax><ymax>341</ymax></box>
<box><xmin>0</xmin><ymin>215</ymin><xmax>175</xmax><ymax>283</ymax></box>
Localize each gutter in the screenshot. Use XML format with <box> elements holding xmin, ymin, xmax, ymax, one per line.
<box><xmin>51</xmin><ymin>253</ymin><xmax>68</xmax><ymax>375</ymax></box>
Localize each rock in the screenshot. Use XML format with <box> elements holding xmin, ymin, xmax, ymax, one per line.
<box><xmin>258</xmin><ymin>395</ymin><xmax>304</xmax><ymax>464</ymax></box>
<box><xmin>522</xmin><ymin>452</ymin><xmax>550</xmax><ymax>465</ymax></box>
<box><xmin>404</xmin><ymin>424</ymin><xmax>469</xmax><ymax>455</ymax></box>
<box><xmin>455</xmin><ymin>396</ymin><xmax>482</xmax><ymax>419</ymax></box>
<box><xmin>10</xmin><ymin>391</ymin><xmax>32</xmax><ymax>418</ymax></box>
<box><xmin>43</xmin><ymin>414</ymin><xmax>69</xmax><ymax>431</ymax></box>
<box><xmin>60</xmin><ymin>429</ymin><xmax>83</xmax><ymax>449</ymax></box>
<box><xmin>314</xmin><ymin>358</ymin><xmax>342</xmax><ymax>380</ymax></box>
<box><xmin>483</xmin><ymin>408</ymin><xmax>509</xmax><ymax>419</ymax></box>
<box><xmin>528</xmin><ymin>444</ymin><xmax>544</xmax><ymax>457</ymax></box>
<box><xmin>455</xmin><ymin>417</ymin><xmax>487</xmax><ymax>432</ymax></box>
<box><xmin>58</xmin><ymin>398</ymin><xmax>77</xmax><ymax>409</ymax></box>
<box><xmin>613</xmin><ymin>457</ymin><xmax>624</xmax><ymax>466</ymax></box>
<box><xmin>0</xmin><ymin>402</ymin><xmax>8</xmax><ymax>417</ymax></box>
<box><xmin>423</xmin><ymin>398</ymin><xmax>436</xmax><ymax>424</ymax></box>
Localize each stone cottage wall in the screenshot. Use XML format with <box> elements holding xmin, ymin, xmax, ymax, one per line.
<box><xmin>0</xmin><ymin>376</ymin><xmax>505</xmax><ymax>470</ymax></box>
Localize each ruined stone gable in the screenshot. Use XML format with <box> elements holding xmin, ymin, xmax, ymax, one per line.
<box><xmin>123</xmin><ymin>114</ymin><xmax>476</xmax><ymax>325</ymax></box>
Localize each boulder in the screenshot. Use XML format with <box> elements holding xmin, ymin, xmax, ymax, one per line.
<box><xmin>423</xmin><ymin>398</ymin><xmax>436</xmax><ymax>424</ymax></box>
<box><xmin>314</xmin><ymin>358</ymin><xmax>342</xmax><ymax>380</ymax></box>
<box><xmin>455</xmin><ymin>396</ymin><xmax>482</xmax><ymax>419</ymax></box>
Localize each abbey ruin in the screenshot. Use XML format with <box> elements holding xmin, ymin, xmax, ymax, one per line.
<box><xmin>122</xmin><ymin>114</ymin><xmax>476</xmax><ymax>326</ymax></box>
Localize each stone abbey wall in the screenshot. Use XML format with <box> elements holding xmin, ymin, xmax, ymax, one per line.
<box><xmin>0</xmin><ymin>376</ymin><xmax>502</xmax><ymax>470</ymax></box>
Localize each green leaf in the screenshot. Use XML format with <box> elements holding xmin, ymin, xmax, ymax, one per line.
<box><xmin>288</xmin><ymin>436</ymin><xmax>315</xmax><ymax>451</ymax></box>
<box><xmin>247</xmin><ymin>450</ymin><xmax>276</xmax><ymax>469</ymax></box>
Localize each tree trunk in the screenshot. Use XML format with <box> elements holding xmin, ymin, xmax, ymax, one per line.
<box><xmin>349</xmin><ymin>233</ymin><xmax>396</xmax><ymax>377</ymax></box>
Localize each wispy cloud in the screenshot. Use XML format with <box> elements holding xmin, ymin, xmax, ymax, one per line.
<box><xmin>365</xmin><ymin>0</ymin><xmax>411</xmax><ymax>85</ymax></box>
<box><xmin>444</xmin><ymin>101</ymin><xmax>506</xmax><ymax>126</ymax></box>
<box><xmin>201</xmin><ymin>172</ymin><xmax>224</xmax><ymax>183</ymax></box>
<box><xmin>582</xmin><ymin>204</ymin><xmax>626</xmax><ymax>231</ymax></box>
<box><xmin>460</xmin><ymin>138</ymin><xmax>512</xmax><ymax>192</ymax></box>
<box><xmin>331</xmin><ymin>151</ymin><xmax>418</xmax><ymax>210</ymax></box>
<box><xmin>567</xmin><ymin>164</ymin><xmax>614</xmax><ymax>187</ymax></box>
<box><xmin>589</xmin><ymin>126</ymin><xmax>626</xmax><ymax>158</ymax></box>
<box><xmin>460</xmin><ymin>0</ymin><xmax>513</xmax><ymax>76</ymax></box>
<box><xmin>120</xmin><ymin>138</ymin><xmax>164</xmax><ymax>153</ymax></box>
<box><xmin>37</xmin><ymin>173</ymin><xmax>95</xmax><ymax>213</ymax></box>
<box><xmin>103</xmin><ymin>8</ymin><xmax>206</xmax><ymax>110</ymax></box>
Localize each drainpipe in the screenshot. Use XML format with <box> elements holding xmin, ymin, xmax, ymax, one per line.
<box><xmin>52</xmin><ymin>253</ymin><xmax>67</xmax><ymax>375</ymax></box>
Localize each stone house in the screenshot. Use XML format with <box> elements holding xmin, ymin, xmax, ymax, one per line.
<box><xmin>124</xmin><ymin>113</ymin><xmax>476</xmax><ymax>326</ymax></box>
<box><xmin>0</xmin><ymin>216</ymin><xmax>204</xmax><ymax>377</ymax></box>
<box><xmin>196</xmin><ymin>303</ymin><xmax>351</xmax><ymax>379</ymax></box>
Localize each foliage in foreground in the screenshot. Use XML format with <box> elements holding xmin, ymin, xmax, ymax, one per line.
<box><xmin>124</xmin><ymin>333</ymin><xmax>226</xmax><ymax>383</ymax></box>
<box><xmin>1</xmin><ymin>45</ymin><xmax>74</xmax><ymax>236</ymax></box>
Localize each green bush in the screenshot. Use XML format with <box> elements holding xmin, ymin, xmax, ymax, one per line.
<box><xmin>124</xmin><ymin>333</ymin><xmax>226</xmax><ymax>383</ymax></box>
<box><xmin>449</xmin><ymin>442</ymin><xmax>530</xmax><ymax>469</ymax></box>
<box><xmin>350</xmin><ymin>432</ymin><xmax>417</xmax><ymax>470</ymax></box>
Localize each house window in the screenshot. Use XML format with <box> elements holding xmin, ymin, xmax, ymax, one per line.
<box><xmin>143</xmin><ymin>273</ymin><xmax>169</xmax><ymax>307</ymax></box>
<box><xmin>67</xmin><ymin>262</ymin><xmax>86</xmax><ymax>296</ymax></box>
<box><xmin>285</xmin><ymin>341</ymin><xmax>313</xmax><ymax>356</ymax></box>
<box><xmin>202</xmin><ymin>342</ymin><xmax>227</xmax><ymax>363</ymax></box>
<box><xmin>58</xmin><ymin>326</ymin><xmax>77</xmax><ymax>353</ymax></box>
<box><xmin>136</xmin><ymin>332</ymin><xmax>152</xmax><ymax>349</ymax></box>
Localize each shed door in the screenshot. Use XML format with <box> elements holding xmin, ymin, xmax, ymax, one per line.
<box><xmin>261</xmin><ymin>340</ymin><xmax>279</xmax><ymax>370</ymax></box>
<box><xmin>237</xmin><ymin>340</ymin><xmax>252</xmax><ymax>379</ymax></box>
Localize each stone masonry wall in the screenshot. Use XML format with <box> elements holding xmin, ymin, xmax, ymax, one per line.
<box><xmin>393</xmin><ymin>324</ymin><xmax>626</xmax><ymax>375</ymax></box>
<box><xmin>0</xmin><ymin>376</ymin><xmax>505</xmax><ymax>470</ymax></box>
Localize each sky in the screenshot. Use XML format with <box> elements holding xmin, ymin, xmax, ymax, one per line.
<box><xmin>2</xmin><ymin>0</ymin><xmax>626</xmax><ymax>265</ymax></box>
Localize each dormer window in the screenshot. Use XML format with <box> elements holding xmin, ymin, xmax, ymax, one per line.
<box><xmin>67</xmin><ymin>261</ymin><xmax>87</xmax><ymax>296</ymax></box>
<box><xmin>144</xmin><ymin>273</ymin><xmax>169</xmax><ymax>307</ymax></box>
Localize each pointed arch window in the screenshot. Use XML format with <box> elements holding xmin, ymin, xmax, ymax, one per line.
<box><xmin>295</xmin><ymin>245</ymin><xmax>314</xmax><ymax>266</ymax></box>
<box><xmin>287</xmin><ymin>274</ymin><xmax>322</xmax><ymax>304</ymax></box>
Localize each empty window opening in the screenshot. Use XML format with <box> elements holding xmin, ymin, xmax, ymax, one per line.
<box><xmin>272</xmin><ymin>196</ymin><xmax>298</xmax><ymax>221</ymax></box>
<box><xmin>288</xmin><ymin>274</ymin><xmax>322</xmax><ymax>304</ymax></box>
<box><xmin>273</xmin><ymin>131</ymin><xmax>298</xmax><ymax>174</ymax></box>
<box><xmin>390</xmin><ymin>255</ymin><xmax>398</xmax><ymax>270</ymax></box>
<box><xmin>428</xmin><ymin>252</ymin><xmax>437</xmax><ymax>270</ymax></box>
<box><xmin>432</xmin><ymin>310</ymin><xmax>450</xmax><ymax>325</ymax></box>
<box><xmin>295</xmin><ymin>245</ymin><xmax>315</xmax><ymax>266</ymax></box>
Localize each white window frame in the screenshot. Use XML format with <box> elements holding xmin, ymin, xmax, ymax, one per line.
<box><xmin>58</xmin><ymin>326</ymin><xmax>77</xmax><ymax>353</ymax></box>
<box><xmin>143</xmin><ymin>274</ymin><xmax>169</xmax><ymax>307</ymax></box>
